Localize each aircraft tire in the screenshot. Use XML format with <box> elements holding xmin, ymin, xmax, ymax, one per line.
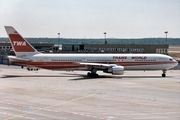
<box><xmin>87</xmin><ymin>72</ymin><xmax>91</xmax><ymax>77</ymax></box>
<box><xmin>87</xmin><ymin>72</ymin><xmax>99</xmax><ymax>77</ymax></box>
<box><xmin>162</xmin><ymin>73</ymin><xmax>166</xmax><ymax>77</ymax></box>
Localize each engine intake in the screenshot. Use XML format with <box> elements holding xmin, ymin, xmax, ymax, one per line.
<box><xmin>103</xmin><ymin>66</ymin><xmax>124</xmax><ymax>75</ymax></box>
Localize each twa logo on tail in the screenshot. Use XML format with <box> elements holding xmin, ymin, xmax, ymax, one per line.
<box><xmin>4</xmin><ymin>26</ymin><xmax>40</xmax><ymax>55</ymax></box>
<box><xmin>13</xmin><ymin>41</ymin><xmax>26</xmax><ymax>46</ymax></box>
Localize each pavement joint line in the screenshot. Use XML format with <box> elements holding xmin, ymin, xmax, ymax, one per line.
<box><xmin>0</xmin><ymin>106</ymin><xmax>62</xmax><ymax>120</ymax></box>
<box><xmin>4</xmin><ymin>94</ymin><xmax>96</xmax><ymax>120</ymax></box>
<box><xmin>1</xmin><ymin>99</ymin><xmax>107</xmax><ymax>119</ymax></box>
<box><xmin>53</xmin><ymin>85</ymin><xmax>62</xmax><ymax>90</ymax></box>
<box><xmin>44</xmin><ymin>94</ymin><xmax>96</xmax><ymax>109</ymax></box>
<box><xmin>0</xmin><ymin>111</ymin><xmax>36</xmax><ymax>120</ymax></box>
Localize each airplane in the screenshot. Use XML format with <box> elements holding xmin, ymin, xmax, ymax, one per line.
<box><xmin>4</xmin><ymin>26</ymin><xmax>178</xmax><ymax>77</ymax></box>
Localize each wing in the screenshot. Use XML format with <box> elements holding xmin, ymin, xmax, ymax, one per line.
<box><xmin>80</xmin><ymin>62</ymin><xmax>117</xmax><ymax>70</ymax></box>
<box><xmin>79</xmin><ymin>62</ymin><xmax>124</xmax><ymax>75</ymax></box>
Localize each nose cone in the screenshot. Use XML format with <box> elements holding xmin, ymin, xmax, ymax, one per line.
<box><xmin>174</xmin><ymin>60</ymin><xmax>178</xmax><ymax>67</ymax></box>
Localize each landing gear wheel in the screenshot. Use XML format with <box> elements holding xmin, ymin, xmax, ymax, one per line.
<box><xmin>27</xmin><ymin>67</ymin><xmax>30</xmax><ymax>71</ymax></box>
<box><xmin>162</xmin><ymin>73</ymin><xmax>166</xmax><ymax>77</ymax></box>
<box><xmin>162</xmin><ymin>70</ymin><xmax>166</xmax><ymax>77</ymax></box>
<box><xmin>94</xmin><ymin>73</ymin><xmax>99</xmax><ymax>77</ymax></box>
<box><xmin>87</xmin><ymin>72</ymin><xmax>99</xmax><ymax>77</ymax></box>
<box><xmin>87</xmin><ymin>72</ymin><xmax>91</xmax><ymax>77</ymax></box>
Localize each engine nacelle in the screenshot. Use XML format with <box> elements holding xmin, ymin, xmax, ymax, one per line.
<box><xmin>103</xmin><ymin>66</ymin><xmax>124</xmax><ymax>75</ymax></box>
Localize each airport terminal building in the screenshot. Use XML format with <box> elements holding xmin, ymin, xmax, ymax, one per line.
<box><xmin>0</xmin><ymin>42</ymin><xmax>168</xmax><ymax>54</ymax></box>
<box><xmin>62</xmin><ymin>44</ymin><xmax>169</xmax><ymax>54</ymax></box>
<box><xmin>0</xmin><ymin>43</ymin><xmax>54</xmax><ymax>52</ymax></box>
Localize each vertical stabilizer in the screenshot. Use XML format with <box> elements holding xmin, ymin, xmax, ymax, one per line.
<box><xmin>4</xmin><ymin>26</ymin><xmax>40</xmax><ymax>56</ymax></box>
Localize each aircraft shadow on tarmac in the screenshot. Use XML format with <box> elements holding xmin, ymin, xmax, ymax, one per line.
<box><xmin>1</xmin><ymin>75</ymin><xmax>77</xmax><ymax>78</ymax></box>
<box><xmin>61</xmin><ymin>73</ymin><xmax>171</xmax><ymax>81</ymax></box>
<box><xmin>1</xmin><ymin>73</ymin><xmax>171</xmax><ymax>80</ymax></box>
<box><xmin>69</xmin><ymin>75</ymin><xmax>171</xmax><ymax>81</ymax></box>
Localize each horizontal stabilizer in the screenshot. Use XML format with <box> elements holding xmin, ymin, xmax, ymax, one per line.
<box><xmin>8</xmin><ymin>56</ymin><xmax>32</xmax><ymax>62</ymax></box>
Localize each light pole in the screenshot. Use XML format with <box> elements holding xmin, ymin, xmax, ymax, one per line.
<box><xmin>164</xmin><ymin>31</ymin><xmax>168</xmax><ymax>44</ymax></box>
<box><xmin>104</xmin><ymin>32</ymin><xmax>107</xmax><ymax>44</ymax></box>
<box><xmin>58</xmin><ymin>33</ymin><xmax>60</xmax><ymax>51</ymax></box>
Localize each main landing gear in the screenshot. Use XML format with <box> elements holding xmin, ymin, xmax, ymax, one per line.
<box><xmin>87</xmin><ymin>69</ymin><xmax>99</xmax><ymax>77</ymax></box>
<box><xmin>27</xmin><ymin>67</ymin><xmax>38</xmax><ymax>71</ymax></box>
<box><xmin>162</xmin><ymin>70</ymin><xmax>166</xmax><ymax>77</ymax></box>
<box><xmin>87</xmin><ymin>72</ymin><xmax>99</xmax><ymax>77</ymax></box>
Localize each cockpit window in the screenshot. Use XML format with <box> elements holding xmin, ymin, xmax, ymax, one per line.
<box><xmin>169</xmin><ymin>58</ymin><xmax>173</xmax><ymax>61</ymax></box>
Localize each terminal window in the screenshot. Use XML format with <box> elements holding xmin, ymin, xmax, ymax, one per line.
<box><xmin>156</xmin><ymin>49</ymin><xmax>167</xmax><ymax>54</ymax></box>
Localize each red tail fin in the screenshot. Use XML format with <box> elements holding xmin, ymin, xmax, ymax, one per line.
<box><xmin>9</xmin><ymin>34</ymin><xmax>35</xmax><ymax>52</ymax></box>
<box><xmin>5</xmin><ymin>26</ymin><xmax>39</xmax><ymax>56</ymax></box>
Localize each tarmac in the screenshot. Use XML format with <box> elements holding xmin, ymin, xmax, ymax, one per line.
<box><xmin>0</xmin><ymin>65</ymin><xmax>180</xmax><ymax>120</ymax></box>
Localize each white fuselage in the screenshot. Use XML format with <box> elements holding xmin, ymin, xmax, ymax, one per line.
<box><xmin>14</xmin><ymin>53</ymin><xmax>178</xmax><ymax>71</ymax></box>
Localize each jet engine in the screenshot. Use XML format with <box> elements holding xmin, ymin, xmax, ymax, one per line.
<box><xmin>103</xmin><ymin>66</ymin><xmax>124</xmax><ymax>75</ymax></box>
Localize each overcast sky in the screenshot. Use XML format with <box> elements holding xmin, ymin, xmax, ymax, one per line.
<box><xmin>0</xmin><ymin>0</ymin><xmax>179</xmax><ymax>38</ymax></box>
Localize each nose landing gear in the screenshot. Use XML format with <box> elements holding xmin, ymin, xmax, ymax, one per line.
<box><xmin>162</xmin><ymin>70</ymin><xmax>166</xmax><ymax>77</ymax></box>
